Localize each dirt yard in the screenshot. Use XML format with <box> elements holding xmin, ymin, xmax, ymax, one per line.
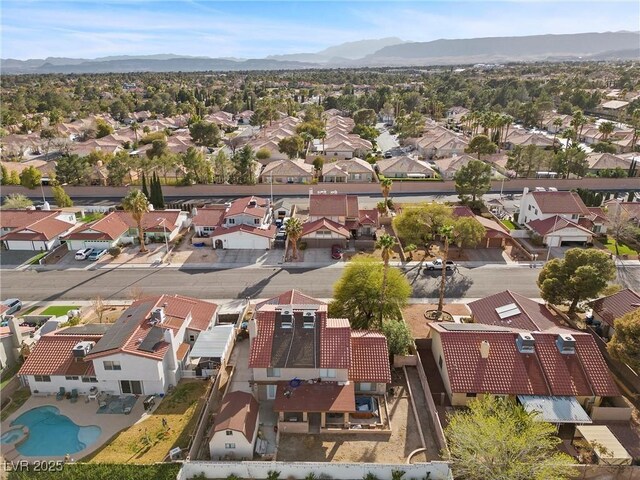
<box><xmin>168</xmin><ymin>230</ymin><xmax>219</xmax><ymax>265</ymax></box>
<box><xmin>276</xmin><ymin>372</ymin><xmax>425</xmax><ymax>464</ymax></box>
<box><xmin>403</xmin><ymin>303</ymin><xmax>471</xmax><ymax>339</ymax></box>
<box><xmin>84</xmin><ymin>305</ymin><xmax>129</xmax><ymax>324</ymax></box>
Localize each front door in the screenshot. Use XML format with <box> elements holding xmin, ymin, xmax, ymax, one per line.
<box><xmin>120</xmin><ymin>380</ymin><xmax>143</xmax><ymax>395</ymax></box>
<box><xmin>266</xmin><ymin>384</ymin><xmax>277</xmax><ymax>400</ymax></box>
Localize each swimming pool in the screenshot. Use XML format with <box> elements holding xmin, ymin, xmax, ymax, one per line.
<box><xmin>9</xmin><ymin>405</ymin><xmax>102</xmax><ymax>457</ymax></box>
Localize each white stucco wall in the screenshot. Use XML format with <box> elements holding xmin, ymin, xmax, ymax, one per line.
<box><xmin>213</xmin><ymin>231</ymin><xmax>271</xmax><ymax>250</ymax></box>
<box><xmin>91</xmin><ymin>352</ymin><xmax>166</xmax><ymax>395</ymax></box>
<box><xmin>209</xmin><ymin>419</ymin><xmax>258</xmax><ymax>461</ymax></box>
<box><xmin>4</xmin><ymin>239</ymin><xmax>56</xmax><ymax>251</ymax></box>
<box><xmin>22</xmin><ymin>374</ymin><xmax>98</xmax><ymax>396</ymax></box>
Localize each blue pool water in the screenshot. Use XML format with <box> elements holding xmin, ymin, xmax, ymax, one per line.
<box><xmin>10</xmin><ymin>405</ymin><xmax>102</xmax><ymax>457</ymax></box>
<box><xmin>1</xmin><ymin>427</ymin><xmax>23</xmax><ymax>444</ymax></box>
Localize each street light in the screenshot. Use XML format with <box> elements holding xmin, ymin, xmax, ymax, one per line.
<box><xmin>158</xmin><ymin>218</ymin><xmax>169</xmax><ymax>262</ymax></box>
<box><xmin>545</xmin><ymin>215</ymin><xmax>560</xmax><ymax>262</ymax></box>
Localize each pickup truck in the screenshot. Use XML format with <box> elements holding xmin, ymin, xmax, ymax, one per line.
<box><xmin>424</xmin><ymin>259</ymin><xmax>456</xmax><ymax>271</ymax></box>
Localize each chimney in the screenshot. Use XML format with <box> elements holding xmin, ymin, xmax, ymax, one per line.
<box><xmin>480</xmin><ymin>340</ymin><xmax>490</xmax><ymax>359</ymax></box>
<box><xmin>522</xmin><ymin>187</ymin><xmax>529</xmax><ymax>197</ymax></box>
<box><xmin>192</xmin><ymin>207</ymin><xmax>198</xmax><ymax>218</ymax></box>
<box><xmin>8</xmin><ymin>316</ymin><xmax>23</xmax><ymax>349</ymax></box>
<box><xmin>151</xmin><ymin>307</ymin><xmax>166</xmax><ymax>324</ymax></box>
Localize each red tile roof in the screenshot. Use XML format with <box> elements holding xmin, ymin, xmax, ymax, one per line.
<box><xmin>19</xmin><ymin>332</ymin><xmax>103</xmax><ymax>376</ymax></box>
<box><xmin>527</xmin><ymin>216</ymin><xmax>593</xmax><ymax>236</ymax></box>
<box><xmin>301</xmin><ymin>218</ymin><xmax>350</xmax><ymax>238</ymax></box>
<box><xmin>350</xmin><ymin>331</ymin><xmax>392</xmax><ymax>383</ymax></box>
<box><xmin>320</xmin><ymin>318</ymin><xmax>351</xmax><ymax>369</ymax></box>
<box><xmin>530</xmin><ymin>191</ymin><xmax>590</xmax><ymax>215</ymax></box>
<box><xmin>114</xmin><ymin>210</ymin><xmax>182</xmax><ymax>232</ymax></box>
<box><xmin>225</xmin><ymin>196</ymin><xmax>268</xmax><ymax>218</ymax></box>
<box><xmin>209</xmin><ymin>224</ymin><xmax>276</xmax><ymax>239</ymax></box>
<box><xmin>589</xmin><ymin>289</ymin><xmax>640</xmax><ymax>327</ymax></box>
<box><xmin>0</xmin><ymin>210</ymin><xmax>75</xmax><ymax>242</ymax></box>
<box><xmin>255</xmin><ymin>290</ymin><xmax>326</xmax><ymax>311</ymax></box>
<box><xmin>273</xmin><ymin>381</ymin><xmax>356</xmax><ymax>413</ymax></box>
<box><xmin>433</xmin><ymin>326</ymin><xmax>619</xmax><ymax>397</ymax></box>
<box><xmin>452</xmin><ymin>205</ymin><xmax>475</xmax><ymax>217</ymax></box>
<box><xmin>358</xmin><ymin>209</ymin><xmax>379</xmax><ymax>226</ymax></box>
<box><xmin>468</xmin><ymin>290</ymin><xmax>559</xmax><ymax>331</ymax></box>
<box><xmin>63</xmin><ymin>212</ymin><xmax>129</xmax><ymax>241</ymax></box>
<box><xmin>192</xmin><ymin>206</ymin><xmax>226</xmax><ymax>228</ymax></box>
<box><xmin>309</xmin><ymin>194</ymin><xmax>359</xmax><ymax>218</ymax></box>
<box><xmin>214</xmin><ymin>391</ymin><xmax>259</xmax><ymax>440</ymax></box>
<box><xmin>249</xmin><ymin>310</ymin><xmax>275</xmax><ymax>368</ymax></box>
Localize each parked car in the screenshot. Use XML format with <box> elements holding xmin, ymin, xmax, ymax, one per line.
<box><xmin>424</xmin><ymin>259</ymin><xmax>456</xmax><ymax>271</ymax></box>
<box><xmin>331</xmin><ymin>244</ymin><xmax>343</xmax><ymax>260</ymax></box>
<box><xmin>75</xmin><ymin>248</ymin><xmax>94</xmax><ymax>260</ymax></box>
<box><xmin>384</xmin><ymin>151</ymin><xmax>393</xmax><ymax>158</ymax></box>
<box><xmin>2</xmin><ymin>298</ymin><xmax>22</xmax><ymax>315</ymax></box>
<box><xmin>87</xmin><ymin>249</ymin><xmax>107</xmax><ymax>261</ymax></box>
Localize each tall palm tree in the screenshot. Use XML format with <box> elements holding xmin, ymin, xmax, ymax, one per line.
<box><xmin>130</xmin><ymin>121</ymin><xmax>140</xmax><ymax>145</ymax></box>
<box><xmin>284</xmin><ymin>217</ymin><xmax>303</xmax><ymax>260</ymax></box>
<box><xmin>376</xmin><ymin>233</ymin><xmax>396</xmax><ymax>329</ymax></box>
<box><xmin>552</xmin><ymin>118</ymin><xmax>563</xmax><ymax>153</ymax></box>
<box><xmin>123</xmin><ymin>189</ymin><xmax>150</xmax><ymax>253</ymax></box>
<box><xmin>380</xmin><ymin>178</ymin><xmax>393</xmax><ymax>214</ymax></box>
<box><xmin>437</xmin><ymin>224</ymin><xmax>454</xmax><ymax>314</ymax></box>
<box><xmin>598</xmin><ymin>121</ymin><xmax>615</xmax><ymax>142</ymax></box>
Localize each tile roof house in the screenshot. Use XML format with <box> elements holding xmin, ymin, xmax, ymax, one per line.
<box><xmin>248</xmin><ymin>290</ymin><xmax>391</xmax><ymax>433</ymax></box>
<box><xmin>588</xmin><ymin>289</ymin><xmax>640</xmax><ymax>340</ymax></box>
<box><xmin>376</xmin><ymin>155</ymin><xmax>436</xmax><ymax>179</ymax></box>
<box><xmin>429</xmin><ymin>323</ymin><xmax>620</xmax><ymax>413</ymax></box>
<box><xmin>433</xmin><ymin>154</ymin><xmax>477</xmax><ymax>180</ymax></box>
<box><xmin>0</xmin><ymin>209</ymin><xmax>77</xmax><ymax>251</ymax></box>
<box><xmin>586</xmin><ymin>153</ymin><xmax>632</xmax><ymax>174</ymax></box>
<box><xmin>209</xmin><ymin>196</ymin><xmax>276</xmax><ymax>250</ymax></box>
<box><xmin>603</xmin><ymin>200</ymin><xmax>640</xmax><ymax>227</ymax></box>
<box><xmin>452</xmin><ymin>206</ymin><xmax>511</xmax><ymax>248</ymax></box>
<box><xmin>518</xmin><ymin>188</ymin><xmax>594</xmax><ymax>247</ymax></box>
<box><xmin>260</xmin><ymin>159</ymin><xmax>314</xmax><ymax>184</ymax></box>
<box><xmin>321</xmin><ymin>158</ymin><xmax>375</xmax><ymax>183</ymax></box>
<box><xmin>191</xmin><ymin>205</ymin><xmax>226</xmax><ymax>238</ymax></box>
<box><xmin>307</xmin><ymin>194</ymin><xmax>378</xmax><ymax>243</ymax></box>
<box><xmin>209</xmin><ymin>391</ymin><xmax>259</xmax><ymax>460</ymax></box>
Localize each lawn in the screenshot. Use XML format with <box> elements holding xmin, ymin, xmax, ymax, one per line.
<box><xmin>88</xmin><ymin>380</ymin><xmax>208</xmax><ymax>464</ymax></box>
<box><xmin>41</xmin><ymin>305</ymin><xmax>80</xmax><ymax>316</ymax></box>
<box><xmin>603</xmin><ymin>237</ymin><xmax>638</xmax><ymax>256</ymax></box>
<box><xmin>1</xmin><ymin>387</ymin><xmax>31</xmax><ymax>422</ymax></box>
<box><xmin>501</xmin><ymin>219</ymin><xmax>518</xmax><ymax>230</ymax></box>
<box><xmin>19</xmin><ymin>305</ymin><xmax>39</xmax><ymax>316</ymax></box>
<box><xmin>0</xmin><ymin>362</ymin><xmax>23</xmax><ymax>390</ymax></box>
<box><xmin>80</xmin><ymin>212</ymin><xmax>105</xmax><ymax>223</ymax></box>
<box><xmin>27</xmin><ymin>252</ymin><xmax>48</xmax><ymax>265</ymax></box>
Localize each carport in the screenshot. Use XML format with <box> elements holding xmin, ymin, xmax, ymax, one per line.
<box><xmin>574</xmin><ymin>425</ymin><xmax>633</xmax><ymax>465</ymax></box>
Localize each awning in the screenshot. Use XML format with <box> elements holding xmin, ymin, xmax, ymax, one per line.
<box><xmin>518</xmin><ymin>395</ymin><xmax>592</xmax><ymax>424</ymax></box>
<box><xmin>189</xmin><ymin>325</ymin><xmax>235</xmax><ymax>359</ymax></box>
<box><xmin>576</xmin><ymin>425</ymin><xmax>632</xmax><ymax>465</ymax></box>
<box><xmin>274</xmin><ymin>382</ymin><xmax>356</xmax><ymax>413</ymax></box>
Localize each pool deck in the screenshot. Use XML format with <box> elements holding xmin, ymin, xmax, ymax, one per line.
<box><xmin>1</xmin><ymin>394</ymin><xmax>146</xmax><ymax>462</ymax></box>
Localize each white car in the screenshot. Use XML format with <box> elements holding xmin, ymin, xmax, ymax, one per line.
<box><xmin>424</xmin><ymin>259</ymin><xmax>457</xmax><ymax>271</ymax></box>
<box><xmin>75</xmin><ymin>248</ymin><xmax>94</xmax><ymax>260</ymax></box>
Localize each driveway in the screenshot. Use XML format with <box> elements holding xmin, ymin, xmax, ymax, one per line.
<box><xmin>0</xmin><ymin>251</ymin><xmax>38</xmax><ymax>268</ymax></box>
<box><xmin>375</xmin><ymin>123</ymin><xmax>399</xmax><ymax>153</ymax></box>
<box><xmin>214</xmin><ymin>249</ymin><xmax>284</xmax><ymax>266</ymax></box>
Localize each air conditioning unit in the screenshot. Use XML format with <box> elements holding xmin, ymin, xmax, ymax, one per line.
<box><xmin>72</xmin><ymin>341</ymin><xmax>95</xmax><ymax>358</ymax></box>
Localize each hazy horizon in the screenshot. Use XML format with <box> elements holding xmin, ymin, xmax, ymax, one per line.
<box><xmin>2</xmin><ymin>1</ymin><xmax>639</xmax><ymax>60</ymax></box>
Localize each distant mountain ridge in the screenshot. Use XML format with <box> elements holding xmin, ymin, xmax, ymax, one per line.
<box><xmin>2</xmin><ymin>31</ymin><xmax>638</xmax><ymax>74</ymax></box>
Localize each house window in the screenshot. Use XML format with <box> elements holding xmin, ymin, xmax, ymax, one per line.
<box><xmin>225</xmin><ymin>443</ymin><xmax>236</xmax><ymax>449</ymax></box>
<box><xmin>528</xmin><ymin>205</ymin><xmax>531</xmax><ymax>211</ymax></box>
<box><xmin>82</xmin><ymin>376</ymin><xmax>98</xmax><ymax>383</ymax></box>
<box><xmin>34</xmin><ymin>375</ymin><xmax>51</xmax><ymax>382</ymax></box>
<box><xmin>189</xmin><ymin>334</ymin><xmax>196</xmax><ymax>342</ymax></box>
<box><xmin>320</xmin><ymin>368</ymin><xmax>336</xmax><ymax>379</ymax></box>
<box><xmin>103</xmin><ymin>361</ymin><xmax>122</xmax><ymax>371</ymax></box>
<box><xmin>571</xmin><ymin>214</ymin><xmax>579</xmax><ymax>220</ymax></box>
<box><xmin>267</xmin><ymin>368</ymin><xmax>281</xmax><ymax>378</ymax></box>
<box><xmin>227</xmin><ymin>218</ymin><xmax>235</xmax><ymax>225</ymax></box>
<box><xmin>203</xmin><ymin>226</ymin><xmax>215</xmax><ymax>232</ymax></box>
<box><xmin>65</xmin><ymin>376</ymin><xmax>79</xmax><ymax>381</ymax></box>
<box><xmin>467</xmin><ymin>393</ymin><xmax>477</xmax><ymax>398</ymax></box>
<box><xmin>254</xmin><ymin>218</ymin><xmax>260</xmax><ymax>225</ymax></box>
<box><xmin>358</xmin><ymin>382</ymin><xmax>373</xmax><ymax>391</ymax></box>
<box><xmin>226</xmin><ymin>430</ymin><xmax>233</xmax><ymax>436</ymax></box>
<box><xmin>438</xmin><ymin>356</ymin><xmax>443</xmax><ymax>369</ymax></box>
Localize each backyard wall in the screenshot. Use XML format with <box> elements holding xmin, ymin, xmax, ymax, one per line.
<box><xmin>178</xmin><ymin>460</ymin><xmax>452</xmax><ymax>480</ymax></box>
<box><xmin>573</xmin><ymin>465</ymin><xmax>640</xmax><ymax>480</ymax></box>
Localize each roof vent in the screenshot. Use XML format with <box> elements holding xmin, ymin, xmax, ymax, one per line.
<box><xmin>516</xmin><ymin>332</ymin><xmax>535</xmax><ymax>353</ymax></box>
<box><xmin>151</xmin><ymin>307</ymin><xmax>166</xmax><ymax>325</ymax></box>
<box><xmin>281</xmin><ymin>307</ymin><xmax>293</xmax><ymax>328</ymax></box>
<box><xmin>72</xmin><ymin>341</ymin><xmax>95</xmax><ymax>358</ymax></box>
<box><xmin>248</xmin><ymin>199</ymin><xmax>257</xmax><ymax>207</ymax></box>
<box><xmin>495</xmin><ymin>303</ymin><xmax>521</xmax><ymax>320</ymax></box>
<box><xmin>556</xmin><ymin>334</ymin><xmax>576</xmax><ymax>354</ymax></box>
<box><xmin>303</xmin><ymin>311</ymin><xmax>315</xmax><ymax>328</ymax></box>
<box><xmin>479</xmin><ymin>340</ymin><xmax>490</xmax><ymax>359</ymax></box>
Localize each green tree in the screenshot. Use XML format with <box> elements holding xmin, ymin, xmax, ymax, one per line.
<box><xmin>55</xmin><ymin>154</ymin><xmax>90</xmax><ymax>185</ymax></box>
<box><xmin>19</xmin><ymin>166</ymin><xmax>42</xmax><ymax>189</ymax></box>
<box><xmin>40</xmin><ymin>127</ymin><xmax>57</xmax><ymax>159</ymax></box>
<box><xmin>213</xmin><ymin>150</ymin><xmax>232</xmax><ymax>183</ymax></box>
<box><xmin>141</xmin><ymin>172</ymin><xmax>150</xmax><ymax>199</ymax></box>
<box><xmin>591</xmin><ymin>142</ymin><xmax>617</xmax><ymax>154</ymax></box>
<box><xmin>380</xmin><ymin>178</ymin><xmax>393</xmax><ymax>214</ymax></box>
<box><xmin>537</xmin><ymin>248</ymin><xmax>616</xmax><ymax>313</ymax></box>
<box><xmin>232</xmin><ymin>145</ymin><xmax>256</xmax><ymax>185</ymax></box>
<box><xmin>107</xmin><ymin>151</ymin><xmax>132</xmax><ymax>186</ymax></box>
<box><xmin>396</xmin><ymin>111</ymin><xmax>424</xmax><ymax>139</ymax></box>
<box><xmin>437</xmin><ymin>224</ymin><xmax>454</xmax><ymax>312</ymax></box>
<box><xmin>284</xmin><ymin>217</ymin><xmax>303</xmax><ymax>260</ymax></box>
<box><xmin>255</xmin><ymin>147</ymin><xmax>272</xmax><ymax>162</ymax></box>
<box><xmin>312</xmin><ymin>157</ymin><xmax>324</xmax><ymax>178</ymax></box>
<box><xmin>608</xmin><ymin>308</ymin><xmax>640</xmax><ymax>372</ymax></box>
<box><xmin>189</xmin><ymin>120</ymin><xmax>221</xmax><ymax>147</ymax></box>
<box><xmin>278</xmin><ymin>135</ymin><xmax>305</xmax><ymax>159</ymax></box>
<box><xmin>95</xmin><ymin>118</ymin><xmax>113</xmax><ymax>138</ymax></box>
<box><xmin>2</xmin><ymin>193</ymin><xmax>33</xmax><ymax>209</ymax></box>
<box><xmin>393</xmin><ymin>202</ymin><xmax>453</xmax><ymax>246</ymax></box>
<box><xmin>0</xmin><ymin>164</ymin><xmax>9</xmax><ymax>185</ymax></box>
<box><xmin>182</xmin><ymin>147</ymin><xmax>213</xmax><ymax>184</ymax></box>
<box><xmin>51</xmin><ymin>184</ymin><xmax>73</xmax><ymax>207</ymax></box>
<box><xmin>329</xmin><ymin>255</ymin><xmax>411</xmax><ymax>329</ymax></box>
<box><xmin>454</xmin><ymin>159</ymin><xmax>492</xmax><ymax>204</ymax></box>
<box><xmin>453</xmin><ymin>216</ymin><xmax>485</xmax><ymax>255</ymax></box>
<box><xmin>376</xmin><ymin>233</ymin><xmax>397</xmax><ymax>329</ymax></box>
<box><xmin>8</xmin><ymin>170</ymin><xmax>20</xmax><ymax>185</ymax></box>
<box><xmin>122</xmin><ymin>189</ymin><xmax>150</xmax><ymax>253</ymax></box>
<box><xmin>146</xmin><ymin>139</ymin><xmax>169</xmax><ymax>160</ymax></box>
<box><xmin>445</xmin><ymin>396</ymin><xmax>576</xmax><ymax>480</ymax></box>
<box><xmin>353</xmin><ymin>108</ymin><xmax>377</xmax><ymax>126</ymax></box>
<box><xmin>465</xmin><ymin>135</ymin><xmax>497</xmax><ymax>161</ymax></box>
<box><xmin>598</xmin><ymin>121</ymin><xmax>615</xmax><ymax>142</ymax></box>
<box><xmin>381</xmin><ymin>320</ymin><xmax>413</xmax><ymax>356</ymax></box>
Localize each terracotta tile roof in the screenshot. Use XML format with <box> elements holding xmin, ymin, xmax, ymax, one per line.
<box><xmin>320</xmin><ymin>318</ymin><xmax>351</xmax><ymax>369</ymax></box>
<box><xmin>468</xmin><ymin>291</ymin><xmax>558</xmax><ymax>332</ymax></box>
<box><xmin>192</xmin><ymin>206</ymin><xmax>226</xmax><ymax>228</ymax></box>
<box><xmin>214</xmin><ymin>391</ymin><xmax>259</xmax><ymax>441</ymax></box>
<box><xmin>350</xmin><ymin>331</ymin><xmax>392</xmax><ymax>383</ymax></box>
<box><xmin>452</xmin><ymin>205</ymin><xmax>475</xmax><ymax>217</ymax></box>
<box><xmin>210</xmin><ymin>224</ymin><xmax>276</xmax><ymax>239</ymax></box>
<box><xmin>0</xmin><ymin>210</ymin><xmax>75</xmax><ymax>241</ymax></box>
<box><xmin>358</xmin><ymin>209</ymin><xmax>379</xmax><ymax>226</ymax></box>
<box><xmin>301</xmin><ymin>218</ymin><xmax>350</xmax><ymax>238</ymax></box>
<box><xmin>255</xmin><ymin>290</ymin><xmax>326</xmax><ymax>310</ymax></box>
<box><xmin>589</xmin><ymin>289</ymin><xmax>640</xmax><ymax>327</ymax></box>
<box><xmin>63</xmin><ymin>212</ymin><xmax>129</xmax><ymax>241</ymax></box>
<box><xmin>527</xmin><ymin>216</ymin><xmax>593</xmax><ymax>236</ymax></box>
<box><xmin>273</xmin><ymin>381</ymin><xmax>356</xmax><ymax>413</ymax></box>
<box><xmin>0</xmin><ymin>210</ymin><xmax>61</xmax><ymax>230</ymax></box>
<box><xmin>433</xmin><ymin>326</ymin><xmax>619</xmax><ymax>397</ymax></box>
<box><xmin>19</xmin><ymin>332</ymin><xmax>103</xmax><ymax>376</ymax></box>
<box><xmin>113</xmin><ymin>210</ymin><xmax>182</xmax><ymax>232</ymax></box>
<box><xmin>225</xmin><ymin>196</ymin><xmax>269</xmax><ymax>218</ymax></box>
<box><xmin>309</xmin><ymin>194</ymin><xmax>360</xmax><ymax>218</ymax></box>
<box><xmin>176</xmin><ymin>342</ymin><xmax>190</xmax><ymax>361</ymax></box>
<box><xmin>249</xmin><ymin>310</ymin><xmax>275</xmax><ymax>368</ymax></box>
<box><xmin>530</xmin><ymin>191</ymin><xmax>590</xmax><ymax>215</ymax></box>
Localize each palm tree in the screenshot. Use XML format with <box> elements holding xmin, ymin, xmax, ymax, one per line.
<box><xmin>284</xmin><ymin>217</ymin><xmax>303</xmax><ymax>260</ymax></box>
<box><xmin>437</xmin><ymin>224</ymin><xmax>454</xmax><ymax>314</ymax></box>
<box><xmin>552</xmin><ymin>118</ymin><xmax>563</xmax><ymax>153</ymax></box>
<box><xmin>122</xmin><ymin>189</ymin><xmax>150</xmax><ymax>253</ymax></box>
<box><xmin>598</xmin><ymin>121</ymin><xmax>615</xmax><ymax>142</ymax></box>
<box><xmin>570</xmin><ymin>109</ymin><xmax>587</xmax><ymax>143</ymax></box>
<box><xmin>380</xmin><ymin>178</ymin><xmax>393</xmax><ymax>214</ymax></box>
<box><xmin>130</xmin><ymin>121</ymin><xmax>140</xmax><ymax>145</ymax></box>
<box><xmin>376</xmin><ymin>233</ymin><xmax>396</xmax><ymax>328</ymax></box>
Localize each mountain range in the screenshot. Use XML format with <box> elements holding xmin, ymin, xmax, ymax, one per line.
<box><xmin>2</xmin><ymin>31</ymin><xmax>638</xmax><ymax>74</ymax></box>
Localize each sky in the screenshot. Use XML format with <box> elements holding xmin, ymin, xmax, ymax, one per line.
<box><xmin>1</xmin><ymin>0</ymin><xmax>638</xmax><ymax>60</ymax></box>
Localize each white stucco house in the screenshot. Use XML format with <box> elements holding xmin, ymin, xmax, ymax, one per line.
<box><xmin>209</xmin><ymin>196</ymin><xmax>276</xmax><ymax>250</ymax></box>
<box><xmin>0</xmin><ymin>209</ymin><xmax>77</xmax><ymax>251</ymax></box>
<box><xmin>209</xmin><ymin>391</ymin><xmax>259</xmax><ymax>460</ymax></box>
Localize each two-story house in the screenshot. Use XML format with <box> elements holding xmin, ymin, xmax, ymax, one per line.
<box><xmin>248</xmin><ymin>290</ymin><xmax>391</xmax><ymax>433</ymax></box>
<box><xmin>517</xmin><ymin>188</ymin><xmax>595</xmax><ymax>246</ymax></box>
<box><xmin>209</xmin><ymin>196</ymin><xmax>276</xmax><ymax>250</ymax></box>
<box><xmin>305</xmin><ymin>194</ymin><xmax>378</xmax><ymax>244</ymax></box>
<box><xmin>0</xmin><ymin>209</ymin><xmax>77</xmax><ymax>251</ymax></box>
<box><xmin>19</xmin><ymin>295</ymin><xmax>218</xmax><ymax>396</ymax></box>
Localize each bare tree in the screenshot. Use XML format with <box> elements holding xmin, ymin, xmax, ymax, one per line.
<box><xmin>128</xmin><ymin>286</ymin><xmax>145</xmax><ymax>302</ymax></box>
<box><xmin>606</xmin><ymin>203</ymin><xmax>632</xmax><ymax>257</ymax></box>
<box><xmin>91</xmin><ymin>295</ymin><xmax>108</xmax><ymax>324</ymax></box>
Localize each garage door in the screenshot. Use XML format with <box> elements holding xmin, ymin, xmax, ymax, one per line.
<box><xmin>84</xmin><ymin>241</ymin><xmax>114</xmax><ymax>249</ymax></box>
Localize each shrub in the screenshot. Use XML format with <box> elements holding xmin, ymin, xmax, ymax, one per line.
<box><xmin>108</xmin><ymin>246</ymin><xmax>122</xmax><ymax>257</ymax></box>
<box><xmin>267</xmin><ymin>471</ymin><xmax>281</xmax><ymax>480</ymax></box>
<box><xmin>298</xmin><ymin>241</ymin><xmax>307</xmax><ymax>251</ymax></box>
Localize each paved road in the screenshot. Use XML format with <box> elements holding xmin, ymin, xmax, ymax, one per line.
<box><xmin>375</xmin><ymin>123</ymin><xmax>400</xmax><ymax>153</ymax></box>
<box><xmin>0</xmin><ymin>265</ymin><xmax>544</xmax><ymax>301</ymax></box>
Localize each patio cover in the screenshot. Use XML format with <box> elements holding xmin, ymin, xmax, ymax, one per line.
<box><xmin>576</xmin><ymin>425</ymin><xmax>632</xmax><ymax>465</ymax></box>
<box><xmin>274</xmin><ymin>382</ymin><xmax>356</xmax><ymax>413</ymax></box>
<box><xmin>189</xmin><ymin>325</ymin><xmax>235</xmax><ymax>360</ymax></box>
<box><xmin>518</xmin><ymin>395</ymin><xmax>592</xmax><ymax>424</ymax></box>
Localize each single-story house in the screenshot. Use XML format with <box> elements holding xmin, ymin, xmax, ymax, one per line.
<box><xmin>209</xmin><ymin>391</ymin><xmax>259</xmax><ymax>460</ymax></box>
<box><xmin>0</xmin><ymin>209</ymin><xmax>77</xmax><ymax>251</ymax></box>
<box><xmin>321</xmin><ymin>158</ymin><xmax>375</xmax><ymax>183</ymax></box>
<box><xmin>452</xmin><ymin>206</ymin><xmax>511</xmax><ymax>248</ymax></box>
<box><xmin>433</xmin><ymin>154</ymin><xmax>478</xmax><ymax>180</ymax></box>
<box><xmin>210</xmin><ymin>225</ymin><xmax>276</xmax><ymax>250</ymax></box>
<box><xmin>376</xmin><ymin>155</ymin><xmax>436</xmax><ymax>179</ymax></box>
<box><xmin>588</xmin><ymin>289</ymin><xmax>640</xmax><ymax>340</ymax></box>
<box><xmin>260</xmin><ymin>159</ymin><xmax>314</xmax><ymax>184</ymax></box>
